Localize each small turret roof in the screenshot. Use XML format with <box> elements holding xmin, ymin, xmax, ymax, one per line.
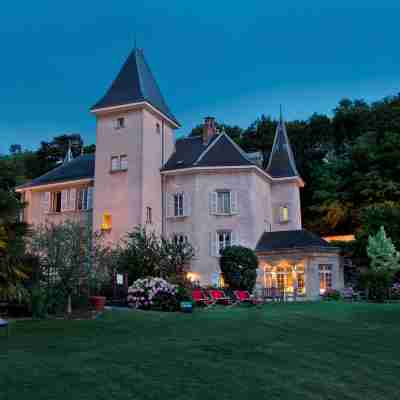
<box><xmin>91</xmin><ymin>48</ymin><xmax>179</xmax><ymax>126</ymax></box>
<box><xmin>266</xmin><ymin>118</ymin><xmax>300</xmax><ymax>178</ymax></box>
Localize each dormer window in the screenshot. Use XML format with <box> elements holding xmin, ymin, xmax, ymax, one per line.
<box><xmin>115</xmin><ymin>117</ymin><xmax>125</xmax><ymax>130</ymax></box>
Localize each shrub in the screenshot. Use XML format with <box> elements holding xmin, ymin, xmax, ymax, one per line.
<box><xmin>321</xmin><ymin>288</ymin><xmax>341</xmax><ymax>301</ymax></box>
<box><xmin>360</xmin><ymin>270</ymin><xmax>393</xmax><ymax>302</ymax></box>
<box><xmin>219</xmin><ymin>246</ymin><xmax>259</xmax><ymax>291</ymax></box>
<box><xmin>127</xmin><ymin>277</ymin><xmax>178</xmax><ymax>311</ymax></box>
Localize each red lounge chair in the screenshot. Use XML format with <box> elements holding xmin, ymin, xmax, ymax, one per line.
<box><xmin>233</xmin><ymin>290</ymin><xmax>259</xmax><ymax>305</ymax></box>
<box><xmin>192</xmin><ymin>288</ymin><xmax>214</xmax><ymax>306</ymax></box>
<box><xmin>208</xmin><ymin>289</ymin><xmax>232</xmax><ymax>305</ymax></box>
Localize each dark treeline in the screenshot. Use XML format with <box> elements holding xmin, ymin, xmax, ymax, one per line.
<box><xmin>1</xmin><ymin>94</ymin><xmax>400</xmax><ymax>268</ymax></box>
<box><xmin>189</xmin><ymin>94</ymin><xmax>400</xmax><ymax>247</ymax></box>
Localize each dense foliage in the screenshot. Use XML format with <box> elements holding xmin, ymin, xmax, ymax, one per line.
<box><xmin>219</xmin><ymin>245</ymin><xmax>258</xmax><ymax>291</ymax></box>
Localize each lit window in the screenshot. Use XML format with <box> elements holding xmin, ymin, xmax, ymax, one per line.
<box><xmin>174</xmin><ymin>193</ymin><xmax>184</xmax><ymax>217</ymax></box>
<box><xmin>280</xmin><ymin>206</ymin><xmax>289</xmax><ymax>223</ymax></box>
<box><xmin>156</xmin><ymin>123</ymin><xmax>161</xmax><ymax>134</ymax></box>
<box><xmin>101</xmin><ymin>212</ymin><xmax>112</xmax><ymax>231</ymax></box>
<box><xmin>217</xmin><ymin>191</ymin><xmax>231</xmax><ymax>214</ymax></box>
<box><xmin>115</xmin><ymin>117</ymin><xmax>125</xmax><ymax>129</ymax></box>
<box><xmin>146</xmin><ymin>207</ymin><xmax>152</xmax><ymax>224</ymax></box>
<box><xmin>319</xmin><ymin>264</ymin><xmax>332</xmax><ymax>294</ymax></box>
<box><xmin>218</xmin><ymin>231</ymin><xmax>232</xmax><ymax>255</ymax></box>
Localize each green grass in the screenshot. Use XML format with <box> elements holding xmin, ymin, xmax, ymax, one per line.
<box><xmin>2</xmin><ymin>303</ymin><xmax>400</xmax><ymax>400</ymax></box>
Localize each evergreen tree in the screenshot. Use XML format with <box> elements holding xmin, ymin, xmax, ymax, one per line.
<box><xmin>367</xmin><ymin>226</ymin><xmax>400</xmax><ymax>272</ymax></box>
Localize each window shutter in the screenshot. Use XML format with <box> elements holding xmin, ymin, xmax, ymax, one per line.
<box><xmin>61</xmin><ymin>190</ymin><xmax>68</xmax><ymax>212</ymax></box>
<box><xmin>209</xmin><ymin>191</ymin><xmax>217</xmax><ymax>215</ymax></box>
<box><xmin>167</xmin><ymin>193</ymin><xmax>173</xmax><ymax>218</ymax></box>
<box><xmin>231</xmin><ymin>191</ymin><xmax>239</xmax><ymax>214</ymax></box>
<box><xmin>231</xmin><ymin>231</ymin><xmax>239</xmax><ymax>246</ymax></box>
<box><xmin>87</xmin><ymin>187</ymin><xmax>94</xmax><ymax>210</ymax></box>
<box><xmin>69</xmin><ymin>189</ymin><xmax>76</xmax><ymax>211</ymax></box>
<box><xmin>209</xmin><ymin>232</ymin><xmax>217</xmax><ymax>257</ymax></box>
<box><xmin>42</xmin><ymin>192</ymin><xmax>50</xmax><ymax>213</ymax></box>
<box><xmin>184</xmin><ymin>192</ymin><xmax>191</xmax><ymax>217</ymax></box>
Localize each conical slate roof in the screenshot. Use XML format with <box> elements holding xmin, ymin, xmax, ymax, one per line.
<box><xmin>91</xmin><ymin>48</ymin><xmax>179</xmax><ymax>126</ymax></box>
<box><xmin>266</xmin><ymin>118</ymin><xmax>299</xmax><ymax>178</ymax></box>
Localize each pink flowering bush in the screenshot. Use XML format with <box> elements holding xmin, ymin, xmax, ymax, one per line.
<box><xmin>127</xmin><ymin>277</ymin><xmax>178</xmax><ymax>311</ymax></box>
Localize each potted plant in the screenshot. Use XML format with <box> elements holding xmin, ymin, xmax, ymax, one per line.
<box><xmin>88</xmin><ymin>269</ymin><xmax>108</xmax><ymax>312</ymax></box>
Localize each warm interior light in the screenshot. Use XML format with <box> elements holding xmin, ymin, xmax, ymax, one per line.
<box><xmin>101</xmin><ymin>212</ymin><xmax>112</xmax><ymax>231</ymax></box>
<box><xmin>186</xmin><ymin>272</ymin><xmax>198</xmax><ymax>282</ymax></box>
<box><xmin>323</xmin><ymin>234</ymin><xmax>355</xmax><ymax>242</ymax></box>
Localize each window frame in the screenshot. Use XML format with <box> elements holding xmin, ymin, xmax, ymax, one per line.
<box><xmin>319</xmin><ymin>264</ymin><xmax>333</xmax><ymax>294</ymax></box>
<box><xmin>146</xmin><ymin>206</ymin><xmax>152</xmax><ymax>225</ymax></box>
<box><xmin>173</xmin><ymin>192</ymin><xmax>184</xmax><ymax>217</ymax></box>
<box><xmin>216</xmin><ymin>190</ymin><xmax>231</xmax><ymax>215</ymax></box>
<box><xmin>110</xmin><ymin>155</ymin><xmax>128</xmax><ymax>172</ymax></box>
<box><xmin>217</xmin><ymin>230</ymin><xmax>232</xmax><ymax>255</ymax></box>
<box><xmin>279</xmin><ymin>205</ymin><xmax>290</xmax><ymax>223</ymax></box>
<box><xmin>115</xmin><ymin>117</ymin><xmax>125</xmax><ymax>130</ymax></box>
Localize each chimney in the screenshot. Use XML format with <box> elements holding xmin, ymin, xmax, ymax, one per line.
<box><xmin>202</xmin><ymin>117</ymin><xmax>217</xmax><ymax>144</ymax></box>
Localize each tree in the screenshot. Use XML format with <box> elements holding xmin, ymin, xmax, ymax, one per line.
<box><xmin>117</xmin><ymin>226</ymin><xmax>163</xmax><ymax>283</ymax></box>
<box><xmin>219</xmin><ymin>246</ymin><xmax>259</xmax><ymax>291</ymax></box>
<box><xmin>30</xmin><ymin>220</ymin><xmax>92</xmax><ymax>315</ymax></box>
<box><xmin>160</xmin><ymin>237</ymin><xmax>195</xmax><ymax>283</ymax></box>
<box><xmin>0</xmin><ymin>189</ymin><xmax>30</xmax><ymax>301</ymax></box>
<box><xmin>367</xmin><ymin>226</ymin><xmax>400</xmax><ymax>272</ymax></box>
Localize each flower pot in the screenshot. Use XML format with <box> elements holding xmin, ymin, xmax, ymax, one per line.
<box><xmin>89</xmin><ymin>296</ymin><xmax>106</xmax><ymax>312</ymax></box>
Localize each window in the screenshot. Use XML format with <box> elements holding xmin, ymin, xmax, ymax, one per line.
<box><xmin>111</xmin><ymin>156</ymin><xmax>120</xmax><ymax>171</ymax></box>
<box><xmin>156</xmin><ymin>122</ymin><xmax>161</xmax><ymax>134</ymax></box>
<box><xmin>77</xmin><ymin>188</ymin><xmax>88</xmax><ymax>210</ymax></box>
<box><xmin>120</xmin><ymin>155</ymin><xmax>128</xmax><ymax>170</ymax></box>
<box><xmin>173</xmin><ymin>233</ymin><xmax>187</xmax><ymax>245</ymax></box>
<box><xmin>218</xmin><ymin>231</ymin><xmax>232</xmax><ymax>255</ymax></box>
<box><xmin>210</xmin><ymin>190</ymin><xmax>238</xmax><ymax>215</ymax></box>
<box><xmin>101</xmin><ymin>212</ymin><xmax>112</xmax><ymax>231</ymax></box>
<box><xmin>319</xmin><ymin>264</ymin><xmax>332</xmax><ymax>294</ymax></box>
<box><xmin>217</xmin><ymin>191</ymin><xmax>231</xmax><ymax>214</ymax></box>
<box><xmin>111</xmin><ymin>155</ymin><xmax>128</xmax><ymax>171</ymax></box>
<box><xmin>279</xmin><ymin>206</ymin><xmax>290</xmax><ymax>223</ymax></box>
<box><xmin>115</xmin><ymin>117</ymin><xmax>125</xmax><ymax>129</ymax></box>
<box><xmin>174</xmin><ymin>193</ymin><xmax>184</xmax><ymax>217</ymax></box>
<box><xmin>50</xmin><ymin>191</ymin><xmax>62</xmax><ymax>213</ymax></box>
<box><xmin>146</xmin><ymin>207</ymin><xmax>152</xmax><ymax>224</ymax></box>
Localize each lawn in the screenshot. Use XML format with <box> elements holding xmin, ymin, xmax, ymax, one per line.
<box><xmin>2</xmin><ymin>303</ymin><xmax>400</xmax><ymax>400</ymax></box>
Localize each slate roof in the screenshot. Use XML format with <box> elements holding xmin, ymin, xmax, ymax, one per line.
<box><xmin>255</xmin><ymin>229</ymin><xmax>333</xmax><ymax>253</ymax></box>
<box><xmin>91</xmin><ymin>49</ymin><xmax>179</xmax><ymax>126</ymax></box>
<box><xmin>162</xmin><ymin>133</ymin><xmax>253</xmax><ymax>171</ymax></box>
<box><xmin>16</xmin><ymin>154</ymin><xmax>95</xmax><ymax>190</ymax></box>
<box><xmin>266</xmin><ymin>119</ymin><xmax>299</xmax><ymax>178</ymax></box>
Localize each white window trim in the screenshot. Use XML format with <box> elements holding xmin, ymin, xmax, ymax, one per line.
<box><xmin>167</xmin><ymin>192</ymin><xmax>191</xmax><ymax>219</ymax></box>
<box><xmin>114</xmin><ymin>117</ymin><xmax>125</xmax><ymax>130</ymax></box>
<box><xmin>210</xmin><ymin>230</ymin><xmax>239</xmax><ymax>257</ymax></box>
<box><xmin>111</xmin><ymin>155</ymin><xmax>128</xmax><ymax>172</ymax></box>
<box><xmin>209</xmin><ymin>190</ymin><xmax>239</xmax><ymax>216</ymax></box>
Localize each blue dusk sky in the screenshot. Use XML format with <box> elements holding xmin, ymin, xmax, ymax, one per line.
<box><xmin>0</xmin><ymin>1</ymin><xmax>399</xmax><ymax>153</ymax></box>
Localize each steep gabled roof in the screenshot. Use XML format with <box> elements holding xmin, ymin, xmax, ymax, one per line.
<box><xmin>91</xmin><ymin>48</ymin><xmax>179</xmax><ymax>126</ymax></box>
<box><xmin>16</xmin><ymin>154</ymin><xmax>95</xmax><ymax>190</ymax></box>
<box><xmin>266</xmin><ymin>118</ymin><xmax>299</xmax><ymax>178</ymax></box>
<box><xmin>255</xmin><ymin>229</ymin><xmax>333</xmax><ymax>253</ymax></box>
<box><xmin>162</xmin><ymin>133</ymin><xmax>252</xmax><ymax>171</ymax></box>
